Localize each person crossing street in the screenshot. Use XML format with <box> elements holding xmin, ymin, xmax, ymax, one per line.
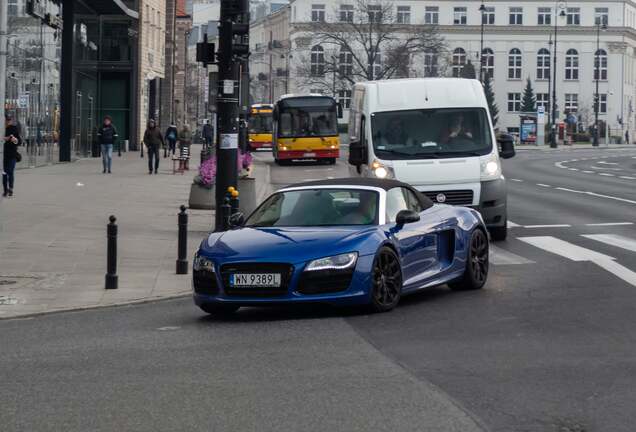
<box><xmin>143</xmin><ymin>119</ymin><xmax>165</xmax><ymax>174</ymax></box>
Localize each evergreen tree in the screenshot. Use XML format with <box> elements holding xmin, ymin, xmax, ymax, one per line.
<box><xmin>460</xmin><ymin>60</ymin><xmax>477</xmax><ymax>79</ymax></box>
<box><xmin>521</xmin><ymin>77</ymin><xmax>536</xmax><ymax>113</ymax></box>
<box><xmin>483</xmin><ymin>74</ymin><xmax>499</xmax><ymax>127</ymax></box>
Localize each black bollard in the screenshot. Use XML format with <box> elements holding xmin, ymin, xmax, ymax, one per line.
<box><xmin>230</xmin><ymin>189</ymin><xmax>240</xmax><ymax>215</ymax></box>
<box><xmin>105</xmin><ymin>215</ymin><xmax>118</xmax><ymax>289</ymax></box>
<box><xmin>176</xmin><ymin>205</ymin><xmax>189</xmax><ymax>275</ymax></box>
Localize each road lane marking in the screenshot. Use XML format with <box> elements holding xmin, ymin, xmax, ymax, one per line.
<box><xmin>598</xmin><ymin>161</ymin><xmax>619</xmax><ymax>165</ymax></box>
<box><xmin>584</xmin><ymin>191</ymin><xmax>636</xmax><ymax>205</ymax></box>
<box><xmin>568</xmin><ymin>168</ymin><xmax>579</xmax><ymax>171</ymax></box>
<box><xmin>536</xmin><ymin>183</ymin><xmax>552</xmax><ymax>187</ymax></box>
<box><xmin>584</xmin><ymin>222</ymin><xmax>633</xmax><ymax>227</ymax></box>
<box><xmin>510</xmin><ymin>178</ymin><xmax>523</xmax><ymax>182</ymax></box>
<box><xmin>555</xmin><ymin>187</ymin><xmax>584</xmax><ymax>193</ymax></box>
<box><xmin>489</xmin><ymin>245</ymin><xmax>534</xmax><ymax>265</ymax></box>
<box><xmin>583</xmin><ymin>234</ymin><xmax>636</xmax><ymax>253</ymax></box>
<box><xmin>598</xmin><ymin>173</ymin><xmax>615</xmax><ymax>177</ymax></box>
<box><xmin>523</xmin><ymin>224</ymin><xmax>571</xmax><ymax>228</ymax></box>
<box><xmin>507</xmin><ymin>221</ymin><xmax>522</xmax><ymax>228</ymax></box>
<box><xmin>619</xmin><ymin>176</ymin><xmax>636</xmax><ymax>180</ymax></box>
<box><xmin>582</xmin><ymin>170</ymin><xmax>594</xmax><ymax>173</ymax></box>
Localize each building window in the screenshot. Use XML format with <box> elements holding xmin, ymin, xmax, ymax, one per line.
<box><xmin>599</xmin><ymin>94</ymin><xmax>607</xmax><ymax>113</ymax></box>
<box><xmin>566</xmin><ymin>8</ymin><xmax>580</xmax><ymax>26</ymax></box>
<box><xmin>481</xmin><ymin>48</ymin><xmax>494</xmax><ymax>79</ymax></box>
<box><xmin>368</xmin><ymin>5</ymin><xmax>382</xmax><ymax>23</ymax></box>
<box><xmin>310</xmin><ymin>45</ymin><xmax>325</xmax><ymax>76</ymax></box>
<box><xmin>565</xmin><ymin>49</ymin><xmax>579</xmax><ymax>80</ymax></box>
<box><xmin>397</xmin><ymin>6</ymin><xmax>411</xmax><ymax>24</ymax></box>
<box><xmin>424</xmin><ymin>49</ymin><xmax>438</xmax><ymax>77</ymax></box>
<box><xmin>454</xmin><ymin>7</ymin><xmax>467</xmax><ymax>25</ymax></box>
<box><xmin>310</xmin><ymin>88</ymin><xmax>325</xmax><ymax>95</ymax></box>
<box><xmin>538</xmin><ymin>7</ymin><xmax>551</xmax><ymax>25</ymax></box>
<box><xmin>565</xmin><ymin>93</ymin><xmax>578</xmax><ymax>112</ymax></box>
<box><xmin>8</xmin><ymin>0</ymin><xmax>18</xmax><ymax>16</ymax></box>
<box><xmin>508</xmin><ymin>48</ymin><xmax>522</xmax><ymax>79</ymax></box>
<box><xmin>339</xmin><ymin>48</ymin><xmax>353</xmax><ymax>77</ymax></box>
<box><xmin>482</xmin><ymin>7</ymin><xmax>495</xmax><ymax>25</ymax></box>
<box><xmin>368</xmin><ymin>50</ymin><xmax>381</xmax><ymax>79</ymax></box>
<box><xmin>537</xmin><ymin>48</ymin><xmax>550</xmax><ymax>80</ymax></box>
<box><xmin>338</xmin><ymin>89</ymin><xmax>352</xmax><ymax>109</ymax></box>
<box><xmin>536</xmin><ymin>93</ymin><xmax>549</xmax><ymax>111</ymax></box>
<box><xmin>594</xmin><ymin>49</ymin><xmax>608</xmax><ymax>80</ymax></box>
<box><xmin>508</xmin><ymin>93</ymin><xmax>522</xmax><ymax>112</ymax></box>
<box><xmin>452</xmin><ymin>48</ymin><xmax>466</xmax><ymax>77</ymax></box>
<box><xmin>340</xmin><ymin>4</ymin><xmax>354</xmax><ymax>22</ymax></box>
<box><xmin>507</xmin><ymin>127</ymin><xmax>520</xmax><ymax>135</ymax></box>
<box><xmin>595</xmin><ymin>7</ymin><xmax>609</xmax><ymax>26</ymax></box>
<box><xmin>425</xmin><ymin>6</ymin><xmax>439</xmax><ymax>24</ymax></box>
<box><xmin>509</xmin><ymin>7</ymin><xmax>523</xmax><ymax>25</ymax></box>
<box><xmin>311</xmin><ymin>4</ymin><xmax>325</xmax><ymax>22</ymax></box>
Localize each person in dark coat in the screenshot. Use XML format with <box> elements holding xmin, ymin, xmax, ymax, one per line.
<box><xmin>143</xmin><ymin>119</ymin><xmax>165</xmax><ymax>174</ymax></box>
<box><xmin>202</xmin><ymin>120</ymin><xmax>214</xmax><ymax>148</ymax></box>
<box><xmin>165</xmin><ymin>122</ymin><xmax>178</xmax><ymax>157</ymax></box>
<box><xmin>97</xmin><ymin>115</ymin><xmax>118</xmax><ymax>173</ymax></box>
<box><xmin>3</xmin><ymin>115</ymin><xmax>21</xmax><ymax>197</ymax></box>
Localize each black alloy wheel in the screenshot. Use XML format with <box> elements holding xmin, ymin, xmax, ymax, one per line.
<box><xmin>369</xmin><ymin>247</ymin><xmax>403</xmax><ymax>312</ymax></box>
<box><xmin>449</xmin><ymin>228</ymin><xmax>489</xmax><ymax>291</ymax></box>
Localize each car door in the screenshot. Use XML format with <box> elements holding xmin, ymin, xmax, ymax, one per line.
<box><xmin>386</xmin><ymin>187</ymin><xmax>440</xmax><ymax>289</ymax></box>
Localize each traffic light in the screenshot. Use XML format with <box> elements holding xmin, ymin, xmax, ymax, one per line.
<box><xmin>218</xmin><ymin>20</ymin><xmax>249</xmax><ymax>59</ymax></box>
<box><xmin>196</xmin><ymin>41</ymin><xmax>216</xmax><ymax>65</ymax></box>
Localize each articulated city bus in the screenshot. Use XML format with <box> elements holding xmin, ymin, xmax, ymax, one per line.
<box><xmin>272</xmin><ymin>94</ymin><xmax>340</xmax><ymax>165</ymax></box>
<box><xmin>248</xmin><ymin>104</ymin><xmax>274</xmax><ymax>150</ymax></box>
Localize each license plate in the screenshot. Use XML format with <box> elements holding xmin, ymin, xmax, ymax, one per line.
<box><xmin>230</xmin><ymin>273</ymin><xmax>281</xmax><ymax>287</ymax></box>
<box><xmin>303</xmin><ymin>152</ymin><xmax>316</xmax><ymax>158</ymax></box>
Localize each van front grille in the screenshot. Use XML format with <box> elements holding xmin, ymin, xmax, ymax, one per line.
<box><xmin>423</xmin><ymin>190</ymin><xmax>474</xmax><ymax>206</ymax></box>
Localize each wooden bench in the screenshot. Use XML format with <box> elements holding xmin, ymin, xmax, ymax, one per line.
<box><xmin>172</xmin><ymin>146</ymin><xmax>190</xmax><ymax>174</ymax></box>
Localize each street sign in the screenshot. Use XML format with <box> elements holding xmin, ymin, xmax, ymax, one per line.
<box><xmin>18</xmin><ymin>94</ymin><xmax>29</xmax><ymax>109</ymax></box>
<box><xmin>220</xmin><ymin>133</ymin><xmax>238</xmax><ymax>149</ymax></box>
<box><xmin>223</xmin><ymin>80</ymin><xmax>234</xmax><ymax>95</ymax></box>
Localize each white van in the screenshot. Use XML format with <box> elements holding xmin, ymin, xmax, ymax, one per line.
<box><xmin>347</xmin><ymin>78</ymin><xmax>515</xmax><ymax>241</ymax></box>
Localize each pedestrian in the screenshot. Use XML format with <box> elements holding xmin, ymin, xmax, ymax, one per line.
<box><xmin>625</xmin><ymin>130</ymin><xmax>630</xmax><ymax>145</ymax></box>
<box><xmin>165</xmin><ymin>121</ymin><xmax>178</xmax><ymax>157</ymax></box>
<box><xmin>143</xmin><ymin>119</ymin><xmax>164</xmax><ymax>174</ymax></box>
<box><xmin>3</xmin><ymin>115</ymin><xmax>22</xmax><ymax>197</ymax></box>
<box><xmin>178</xmin><ymin>123</ymin><xmax>192</xmax><ymax>171</ymax></box>
<box><xmin>202</xmin><ymin>120</ymin><xmax>214</xmax><ymax>149</ymax></box>
<box><xmin>97</xmin><ymin>115</ymin><xmax>118</xmax><ymax>174</ymax></box>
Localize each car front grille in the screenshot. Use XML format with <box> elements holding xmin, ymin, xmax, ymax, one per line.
<box><xmin>193</xmin><ymin>270</ymin><xmax>219</xmax><ymax>295</ymax></box>
<box><xmin>423</xmin><ymin>189</ymin><xmax>474</xmax><ymax>206</ymax></box>
<box><xmin>220</xmin><ymin>263</ymin><xmax>294</xmax><ymax>296</ymax></box>
<box><xmin>297</xmin><ymin>270</ymin><xmax>354</xmax><ymax>295</ymax></box>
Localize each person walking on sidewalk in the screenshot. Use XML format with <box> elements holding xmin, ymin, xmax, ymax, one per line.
<box><xmin>178</xmin><ymin>123</ymin><xmax>192</xmax><ymax>171</ymax></box>
<box><xmin>143</xmin><ymin>119</ymin><xmax>164</xmax><ymax>174</ymax></box>
<box><xmin>3</xmin><ymin>115</ymin><xmax>22</xmax><ymax>197</ymax></box>
<box><xmin>97</xmin><ymin>115</ymin><xmax>118</xmax><ymax>173</ymax></box>
<box><xmin>202</xmin><ymin>120</ymin><xmax>214</xmax><ymax>149</ymax></box>
<box><xmin>165</xmin><ymin>121</ymin><xmax>178</xmax><ymax>157</ymax></box>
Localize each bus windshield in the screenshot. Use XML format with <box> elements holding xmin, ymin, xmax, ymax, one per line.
<box><xmin>249</xmin><ymin>113</ymin><xmax>273</xmax><ymax>134</ymax></box>
<box><xmin>371</xmin><ymin>108</ymin><xmax>493</xmax><ymax>160</ymax></box>
<box><xmin>277</xmin><ymin>97</ymin><xmax>338</xmax><ymax>138</ymax></box>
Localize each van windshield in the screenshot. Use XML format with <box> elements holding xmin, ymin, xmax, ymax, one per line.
<box><xmin>371</xmin><ymin>108</ymin><xmax>493</xmax><ymax>160</ymax></box>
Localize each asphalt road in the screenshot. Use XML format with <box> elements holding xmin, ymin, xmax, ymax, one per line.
<box><xmin>2</xmin><ymin>147</ymin><xmax>636</xmax><ymax>432</ymax></box>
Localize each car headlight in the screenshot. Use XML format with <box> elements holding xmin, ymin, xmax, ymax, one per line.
<box><xmin>305</xmin><ymin>252</ymin><xmax>358</xmax><ymax>272</ymax></box>
<box><xmin>480</xmin><ymin>154</ymin><xmax>501</xmax><ymax>180</ymax></box>
<box><xmin>371</xmin><ymin>160</ymin><xmax>394</xmax><ymax>179</ymax></box>
<box><xmin>193</xmin><ymin>254</ymin><xmax>215</xmax><ymax>272</ymax></box>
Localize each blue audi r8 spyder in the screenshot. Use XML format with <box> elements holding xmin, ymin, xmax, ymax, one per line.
<box><xmin>193</xmin><ymin>178</ymin><xmax>489</xmax><ymax>314</ymax></box>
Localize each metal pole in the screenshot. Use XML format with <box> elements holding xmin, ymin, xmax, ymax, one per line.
<box><xmin>550</xmin><ymin>9</ymin><xmax>559</xmax><ymax>148</ymax></box>
<box><xmin>0</xmin><ymin>0</ymin><xmax>8</xmax><ymax>136</ymax></box>
<box><xmin>479</xmin><ymin>5</ymin><xmax>485</xmax><ymax>83</ymax></box>
<box><xmin>593</xmin><ymin>23</ymin><xmax>600</xmax><ymax>147</ymax></box>
<box><xmin>547</xmin><ymin>34</ymin><xmax>552</xmax><ymax>136</ymax></box>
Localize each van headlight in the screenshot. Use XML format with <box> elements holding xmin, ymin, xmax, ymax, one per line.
<box><xmin>371</xmin><ymin>160</ymin><xmax>394</xmax><ymax>179</ymax></box>
<box><xmin>480</xmin><ymin>154</ymin><xmax>501</xmax><ymax>180</ymax></box>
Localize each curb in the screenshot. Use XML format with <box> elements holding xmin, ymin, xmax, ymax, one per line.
<box><xmin>516</xmin><ymin>145</ymin><xmax>636</xmax><ymax>151</ymax></box>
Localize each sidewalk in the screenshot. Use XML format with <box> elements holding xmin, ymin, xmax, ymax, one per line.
<box><xmin>516</xmin><ymin>143</ymin><xmax>636</xmax><ymax>150</ymax></box>
<box><xmin>0</xmin><ymin>146</ymin><xmax>269</xmax><ymax>319</ymax></box>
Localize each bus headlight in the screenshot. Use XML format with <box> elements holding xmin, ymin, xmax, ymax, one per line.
<box><xmin>371</xmin><ymin>160</ymin><xmax>394</xmax><ymax>179</ymax></box>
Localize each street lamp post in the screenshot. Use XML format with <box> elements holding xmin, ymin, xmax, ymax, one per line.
<box><xmin>550</xmin><ymin>7</ymin><xmax>566</xmax><ymax>148</ymax></box>
<box><xmin>479</xmin><ymin>4</ymin><xmax>486</xmax><ymax>83</ymax></box>
<box><xmin>593</xmin><ymin>20</ymin><xmax>607</xmax><ymax>147</ymax></box>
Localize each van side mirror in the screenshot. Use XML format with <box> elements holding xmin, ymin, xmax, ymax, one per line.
<box><xmin>497</xmin><ymin>134</ymin><xmax>516</xmax><ymax>159</ymax></box>
<box><xmin>348</xmin><ymin>140</ymin><xmax>367</xmax><ymax>167</ymax></box>
<box><xmin>396</xmin><ymin>210</ymin><xmax>420</xmax><ymax>226</ymax></box>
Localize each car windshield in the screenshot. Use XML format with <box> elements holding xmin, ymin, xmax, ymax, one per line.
<box><xmin>371</xmin><ymin>108</ymin><xmax>493</xmax><ymax>160</ymax></box>
<box><xmin>249</xmin><ymin>113</ymin><xmax>273</xmax><ymax>134</ymax></box>
<box><xmin>245</xmin><ymin>189</ymin><xmax>379</xmax><ymax>227</ymax></box>
<box><xmin>277</xmin><ymin>98</ymin><xmax>338</xmax><ymax>138</ymax></box>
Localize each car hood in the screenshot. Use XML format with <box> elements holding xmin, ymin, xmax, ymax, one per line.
<box><xmin>201</xmin><ymin>226</ymin><xmax>378</xmax><ymax>264</ymax></box>
<box><xmin>390</xmin><ymin>157</ymin><xmax>481</xmax><ymax>185</ymax></box>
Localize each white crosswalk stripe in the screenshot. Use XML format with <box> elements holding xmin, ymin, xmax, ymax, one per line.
<box><xmin>489</xmin><ymin>245</ymin><xmax>534</xmax><ymax>265</ymax></box>
<box><xmin>582</xmin><ymin>234</ymin><xmax>636</xmax><ymax>253</ymax></box>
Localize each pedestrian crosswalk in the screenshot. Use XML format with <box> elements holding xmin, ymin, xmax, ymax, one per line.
<box><xmin>490</xmin><ymin>231</ymin><xmax>636</xmax><ymax>288</ymax></box>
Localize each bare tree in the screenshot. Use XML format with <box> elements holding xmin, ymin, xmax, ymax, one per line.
<box><xmin>294</xmin><ymin>0</ymin><xmax>447</xmax><ymax>92</ymax></box>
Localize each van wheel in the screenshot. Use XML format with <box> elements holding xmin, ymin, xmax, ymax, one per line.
<box><xmin>489</xmin><ymin>224</ymin><xmax>507</xmax><ymax>241</ymax></box>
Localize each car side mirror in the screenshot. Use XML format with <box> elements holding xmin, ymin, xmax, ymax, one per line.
<box><xmin>497</xmin><ymin>134</ymin><xmax>516</xmax><ymax>159</ymax></box>
<box><xmin>229</xmin><ymin>212</ymin><xmax>245</xmax><ymax>228</ymax></box>
<box><xmin>396</xmin><ymin>210</ymin><xmax>420</xmax><ymax>226</ymax></box>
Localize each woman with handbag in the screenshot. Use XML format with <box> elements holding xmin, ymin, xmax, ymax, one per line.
<box><xmin>3</xmin><ymin>115</ymin><xmax>22</xmax><ymax>197</ymax></box>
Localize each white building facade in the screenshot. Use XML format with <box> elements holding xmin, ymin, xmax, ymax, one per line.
<box><xmin>251</xmin><ymin>0</ymin><xmax>636</xmax><ymax>139</ymax></box>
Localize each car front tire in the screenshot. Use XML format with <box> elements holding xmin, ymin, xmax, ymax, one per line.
<box><xmin>368</xmin><ymin>247</ymin><xmax>403</xmax><ymax>313</ymax></box>
<box><xmin>449</xmin><ymin>228</ymin><xmax>489</xmax><ymax>291</ymax></box>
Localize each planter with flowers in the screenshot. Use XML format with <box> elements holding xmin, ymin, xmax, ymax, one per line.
<box><xmin>188</xmin><ymin>150</ymin><xmax>255</xmax><ymax>210</ymax></box>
